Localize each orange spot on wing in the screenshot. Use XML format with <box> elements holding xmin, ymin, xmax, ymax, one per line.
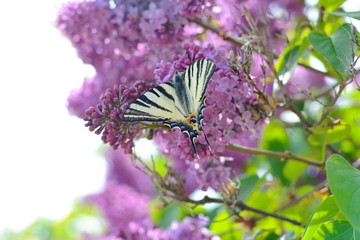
<box><xmin>186</xmin><ymin>118</ymin><xmax>191</xmax><ymax>123</ymax></box>
<box><xmin>190</xmin><ymin>113</ymin><xmax>196</xmax><ymax>118</ymax></box>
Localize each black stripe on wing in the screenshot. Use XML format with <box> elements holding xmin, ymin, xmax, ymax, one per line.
<box><xmin>123</xmin><ymin>82</ymin><xmax>177</xmax><ymax>123</ymax></box>
<box><xmin>123</xmin><ymin>107</ymin><xmax>170</xmax><ymax>122</ymax></box>
<box><xmin>185</xmin><ymin>59</ymin><xmax>216</xmax><ymax>103</ymax></box>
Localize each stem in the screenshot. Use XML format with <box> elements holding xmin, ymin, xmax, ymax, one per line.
<box><xmin>274</xmin><ymin>181</ymin><xmax>327</xmax><ymax>213</ymax></box>
<box><xmin>190</xmin><ymin>17</ymin><xmax>246</xmax><ymax>48</ymax></box>
<box><xmin>313</xmin><ymin>79</ymin><xmax>349</xmax><ymax>127</ymax></box>
<box><xmin>226</xmin><ymin>143</ymin><xmax>324</xmax><ymax>167</ymax></box>
<box><xmin>191</xmin><ymin>17</ymin><xmax>328</xmax><ymax>77</ymax></box>
<box><xmin>180</xmin><ymin>196</ymin><xmax>302</xmax><ymax>226</ymax></box>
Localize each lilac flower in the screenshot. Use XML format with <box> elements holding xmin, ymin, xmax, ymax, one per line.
<box><xmin>84</xmin><ymin>81</ymin><xmax>155</xmax><ymax>153</ymax></box>
<box><xmin>115</xmin><ymin>215</ymin><xmax>219</xmax><ymax>240</ymax></box>
<box><xmin>189</xmin><ymin>157</ymin><xmax>233</xmax><ymax>191</ymax></box>
<box><xmin>152</xmin><ymin>44</ymin><xmax>271</xmax><ymax>191</ymax></box>
<box><xmin>106</xmin><ymin>149</ymin><xmax>154</xmax><ymax>195</ymax></box>
<box><xmin>168</xmin><ymin>215</ymin><xmax>220</xmax><ymax>240</ymax></box>
<box><xmin>117</xmin><ymin>222</ymin><xmax>169</xmax><ymax>240</ymax></box>
<box><xmin>87</xmin><ymin>183</ymin><xmax>150</xmax><ymax>234</ymax></box>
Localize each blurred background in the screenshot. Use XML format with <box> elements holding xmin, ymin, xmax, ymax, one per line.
<box><xmin>0</xmin><ymin>0</ymin><xmax>359</xmax><ymax>237</ymax></box>
<box><xmin>0</xmin><ymin>0</ymin><xmax>107</xmax><ymax>233</ymax></box>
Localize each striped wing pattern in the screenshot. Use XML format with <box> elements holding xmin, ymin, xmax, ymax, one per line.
<box><xmin>122</xmin><ymin>59</ymin><xmax>216</xmax><ymax>157</ymax></box>
<box><xmin>123</xmin><ymin>81</ymin><xmax>192</xmax><ymax>122</ymax></box>
<box><xmin>123</xmin><ymin>82</ymin><xmax>177</xmax><ymax>122</ymax></box>
<box><xmin>184</xmin><ymin>59</ymin><xmax>216</xmax><ymax>107</ymax></box>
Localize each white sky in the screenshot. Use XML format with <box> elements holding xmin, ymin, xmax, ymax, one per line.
<box><xmin>0</xmin><ymin>0</ymin><xmax>106</xmax><ymax>232</ymax></box>
<box><xmin>0</xmin><ymin>0</ymin><xmax>359</xmax><ymax>234</ymax></box>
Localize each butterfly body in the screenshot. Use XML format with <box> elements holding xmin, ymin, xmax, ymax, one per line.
<box><xmin>123</xmin><ymin>59</ymin><xmax>216</xmax><ymax>157</ymax></box>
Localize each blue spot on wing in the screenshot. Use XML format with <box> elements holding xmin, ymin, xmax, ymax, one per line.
<box><xmin>170</xmin><ymin>122</ymin><xmax>179</xmax><ymax>128</ymax></box>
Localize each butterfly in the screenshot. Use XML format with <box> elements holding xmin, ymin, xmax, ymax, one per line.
<box><xmin>123</xmin><ymin>59</ymin><xmax>216</xmax><ymax>158</ymax></box>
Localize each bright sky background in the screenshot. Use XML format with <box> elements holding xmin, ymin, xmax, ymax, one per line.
<box><xmin>0</xmin><ymin>0</ymin><xmax>359</xmax><ymax>234</ymax></box>
<box><xmin>0</xmin><ymin>0</ymin><xmax>107</xmax><ymax>232</ymax></box>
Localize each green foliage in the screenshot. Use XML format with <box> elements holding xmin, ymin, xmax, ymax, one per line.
<box><xmin>326</xmin><ymin>11</ymin><xmax>360</xmax><ymax>21</ymax></box>
<box><xmin>303</xmin><ymin>196</ymin><xmax>340</xmax><ymax>239</ymax></box>
<box><xmin>326</xmin><ymin>154</ymin><xmax>360</xmax><ymax>232</ymax></box>
<box><xmin>260</xmin><ymin>120</ymin><xmax>290</xmax><ymax>186</ymax></box>
<box><xmin>308</xmin><ymin>24</ymin><xmax>357</xmax><ymax>77</ymax></box>
<box><xmin>318</xmin><ymin>0</ymin><xmax>346</xmax><ymax>11</ymax></box>
<box><xmin>308</xmin><ymin>120</ymin><xmax>351</xmax><ymax>146</ymax></box>
<box><xmin>312</xmin><ymin>220</ymin><xmax>360</xmax><ymax>240</ymax></box>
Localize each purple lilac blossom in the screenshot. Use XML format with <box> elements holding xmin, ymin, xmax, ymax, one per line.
<box><xmin>116</xmin><ymin>215</ymin><xmax>219</xmax><ymax>240</ymax></box>
<box><xmin>87</xmin><ymin>183</ymin><xmax>150</xmax><ymax>234</ymax></box>
<box><xmin>59</xmin><ymin>0</ymin><xmax>301</xmax><ymax>118</ymax></box>
<box><xmin>57</xmin><ymin>0</ymin><xmax>215</xmax><ymax>117</ymax></box>
<box><xmin>85</xmin><ymin>216</ymin><xmax>219</xmax><ymax>240</ymax></box>
<box><xmin>153</xmin><ymin>44</ymin><xmax>268</xmax><ymax>191</ymax></box>
<box><xmin>106</xmin><ymin>149</ymin><xmax>154</xmax><ymax>195</ymax></box>
<box><xmin>168</xmin><ymin>215</ymin><xmax>220</xmax><ymax>240</ymax></box>
<box><xmin>84</xmin><ymin>81</ymin><xmax>155</xmax><ymax>153</ymax></box>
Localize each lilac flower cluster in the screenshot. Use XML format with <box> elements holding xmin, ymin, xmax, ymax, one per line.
<box><xmin>87</xmin><ymin>183</ymin><xmax>150</xmax><ymax>234</ymax></box>
<box><xmin>84</xmin><ymin>81</ymin><xmax>155</xmax><ymax>153</ymax></box>
<box><xmin>92</xmin><ymin>215</ymin><xmax>219</xmax><ymax>240</ymax></box>
<box><xmin>153</xmin><ymin>44</ymin><xmax>267</xmax><ymax>191</ymax></box>
<box><xmin>57</xmin><ymin>0</ymin><xmax>215</xmax><ymax>117</ymax></box>
<box><xmin>56</xmin><ymin>0</ymin><xmax>324</xmax><ymax>238</ymax></box>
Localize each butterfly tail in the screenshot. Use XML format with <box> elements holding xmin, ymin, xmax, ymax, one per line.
<box><xmin>203</xmin><ymin>131</ymin><xmax>212</xmax><ymax>153</ymax></box>
<box><xmin>189</xmin><ymin>132</ymin><xmax>200</xmax><ymax>159</ymax></box>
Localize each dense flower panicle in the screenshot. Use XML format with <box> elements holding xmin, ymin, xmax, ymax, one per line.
<box><xmin>58</xmin><ymin>0</ymin><xmax>305</xmax><ymax>117</ymax></box>
<box><xmin>87</xmin><ymin>183</ymin><xmax>150</xmax><ymax>234</ymax></box>
<box><xmin>84</xmin><ymin>81</ymin><xmax>155</xmax><ymax>153</ymax></box>
<box><xmin>58</xmin><ymin>0</ymin><xmax>216</xmax><ymax>117</ymax></box>
<box><xmin>168</xmin><ymin>215</ymin><xmax>220</xmax><ymax>240</ymax></box>
<box><xmin>116</xmin><ymin>215</ymin><xmax>219</xmax><ymax>240</ymax></box>
<box><xmin>117</xmin><ymin>222</ymin><xmax>169</xmax><ymax>240</ymax></box>
<box><xmin>153</xmin><ymin>44</ymin><xmax>269</xmax><ymax>191</ymax></box>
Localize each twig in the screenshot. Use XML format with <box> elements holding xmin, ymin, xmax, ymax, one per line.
<box><xmin>313</xmin><ymin>79</ymin><xmax>349</xmax><ymax>127</ymax></box>
<box><xmin>190</xmin><ymin>17</ymin><xmax>247</xmax><ymax>49</ymax></box>
<box><xmin>191</xmin><ymin>17</ymin><xmax>330</xmax><ymax>77</ymax></box>
<box><xmin>226</xmin><ymin>144</ymin><xmax>324</xmax><ymax>167</ymax></box>
<box><xmin>274</xmin><ymin>181</ymin><xmax>327</xmax><ymax>213</ymax></box>
<box><xmin>178</xmin><ymin>196</ymin><xmax>302</xmax><ymax>226</ymax></box>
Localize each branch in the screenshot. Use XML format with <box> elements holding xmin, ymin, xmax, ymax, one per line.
<box><xmin>226</xmin><ymin>143</ymin><xmax>324</xmax><ymax>167</ymax></box>
<box><xmin>178</xmin><ymin>196</ymin><xmax>302</xmax><ymax>226</ymax></box>
<box><xmin>190</xmin><ymin>17</ymin><xmax>247</xmax><ymax>48</ymax></box>
<box><xmin>191</xmin><ymin>17</ymin><xmax>329</xmax><ymax>77</ymax></box>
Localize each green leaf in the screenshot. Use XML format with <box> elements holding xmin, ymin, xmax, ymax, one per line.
<box><xmin>238</xmin><ymin>174</ymin><xmax>259</xmax><ymax>201</ymax></box>
<box><xmin>210</xmin><ymin>211</ymin><xmax>241</xmax><ymax>240</ymax></box>
<box><xmin>308</xmin><ymin>24</ymin><xmax>357</xmax><ymax>76</ymax></box>
<box><xmin>326</xmin><ymin>11</ymin><xmax>360</xmax><ymax>21</ymax></box>
<box><xmin>260</xmin><ymin>120</ymin><xmax>290</xmax><ymax>185</ymax></box>
<box><xmin>308</xmin><ymin>120</ymin><xmax>351</xmax><ymax>146</ymax></box>
<box><xmin>151</xmin><ymin>202</ymin><xmax>183</xmax><ymax>228</ymax></box>
<box><xmin>326</xmin><ymin>154</ymin><xmax>360</xmax><ymax>231</ymax></box>
<box><xmin>312</xmin><ymin>220</ymin><xmax>360</xmax><ymax>240</ymax></box>
<box><xmin>280</xmin><ymin>230</ymin><xmax>296</xmax><ymax>240</ymax></box>
<box><xmin>303</xmin><ymin>196</ymin><xmax>339</xmax><ymax>240</ymax></box>
<box><xmin>318</xmin><ymin>0</ymin><xmax>346</xmax><ymax>11</ymax></box>
<box><xmin>277</xmin><ymin>46</ymin><xmax>300</xmax><ymax>83</ymax></box>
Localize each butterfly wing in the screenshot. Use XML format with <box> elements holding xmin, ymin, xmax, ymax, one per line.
<box><xmin>183</xmin><ymin>59</ymin><xmax>216</xmax><ymax>109</ymax></box>
<box><xmin>123</xmin><ymin>82</ymin><xmax>182</xmax><ymax>122</ymax></box>
<box><xmin>183</xmin><ymin>59</ymin><xmax>216</xmax><ymax>153</ymax></box>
